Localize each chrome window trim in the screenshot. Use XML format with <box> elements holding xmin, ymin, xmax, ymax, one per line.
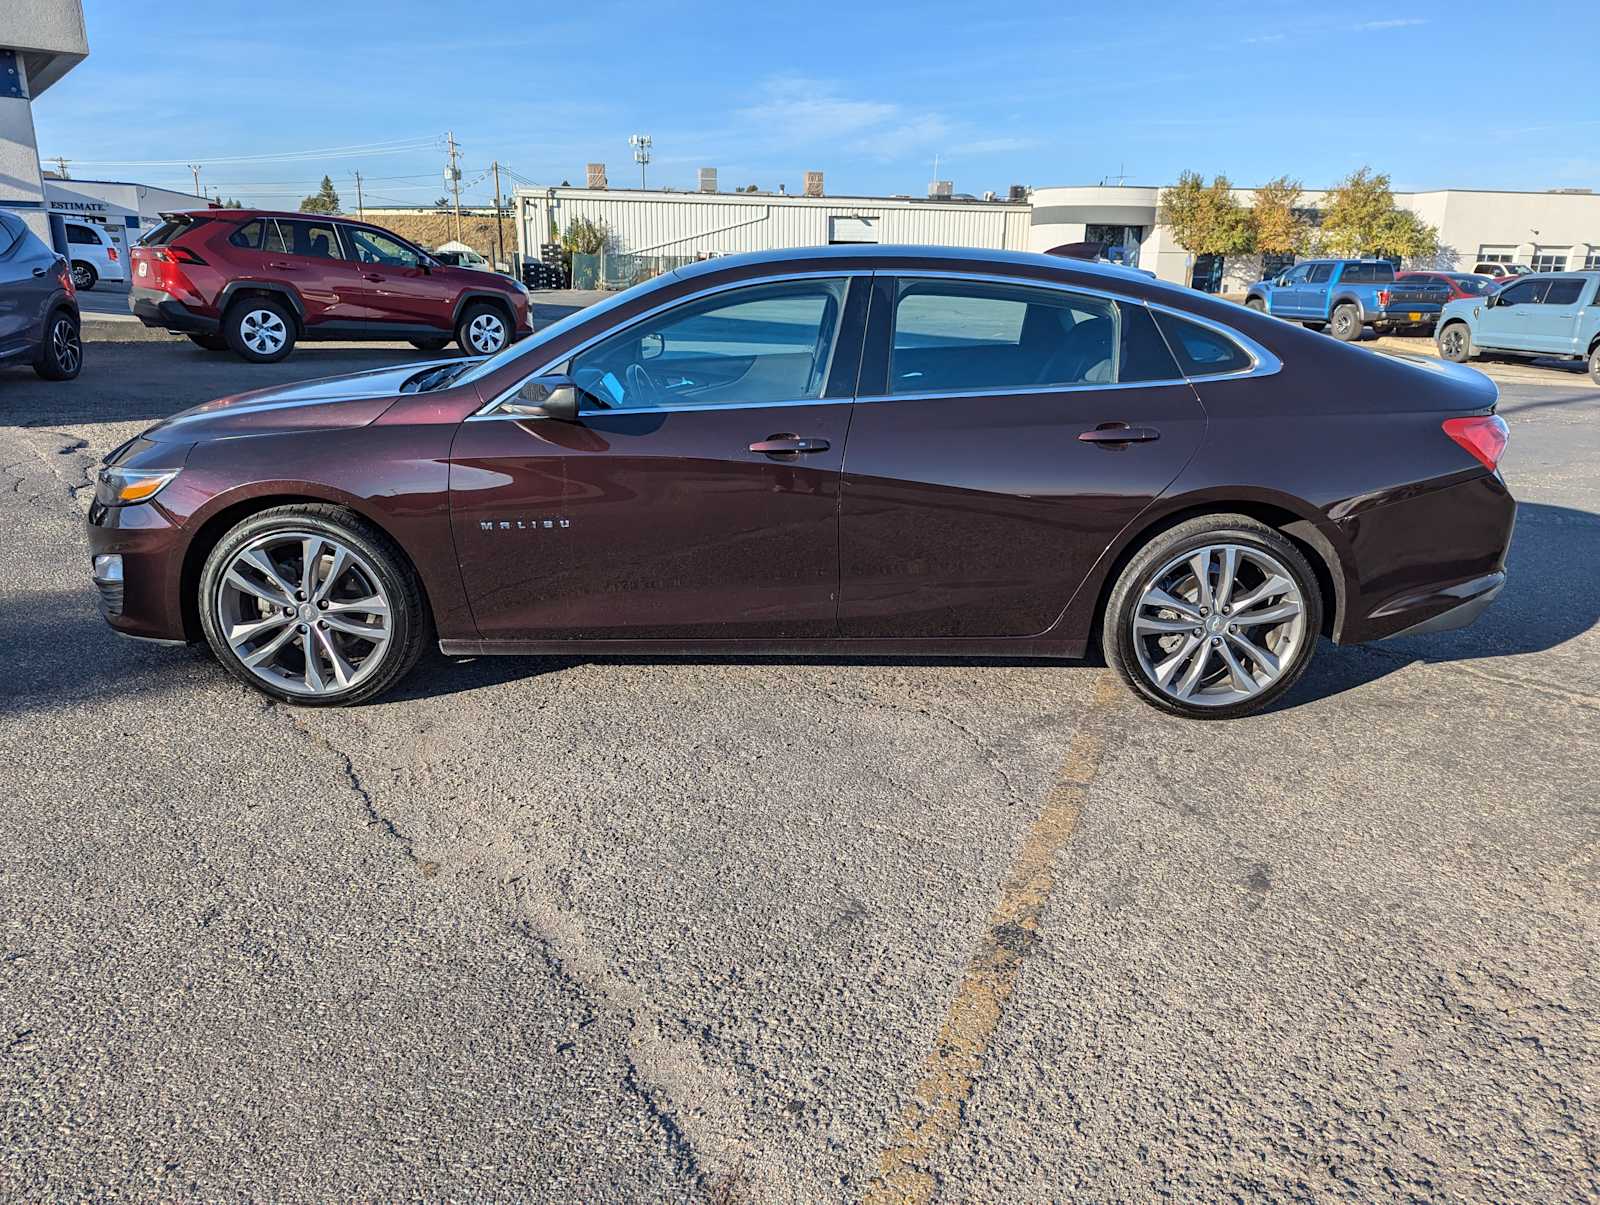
<box><xmin>467</xmin><ymin>264</ymin><xmax>1280</xmax><ymax>421</ymax></box>
<box><xmin>470</xmin><ymin>270</ymin><xmax>869</xmax><ymax>419</ymax></box>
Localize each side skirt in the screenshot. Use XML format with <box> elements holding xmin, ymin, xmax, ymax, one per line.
<box><xmin>439</xmin><ymin>636</ymin><xmax>1088</xmax><ymax>659</ymax></box>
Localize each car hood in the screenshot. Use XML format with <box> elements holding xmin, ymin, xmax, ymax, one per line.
<box><xmin>140</xmin><ymin>358</ymin><xmax>465</xmax><ymax>443</ymax></box>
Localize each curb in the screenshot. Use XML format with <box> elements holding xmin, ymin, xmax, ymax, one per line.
<box><xmin>81</xmin><ymin>318</ymin><xmax>185</xmax><ymax>344</ymax></box>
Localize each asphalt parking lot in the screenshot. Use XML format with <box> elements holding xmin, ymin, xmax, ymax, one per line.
<box><xmin>2</xmin><ymin>338</ymin><xmax>1597</xmax><ymax>1201</ymax></box>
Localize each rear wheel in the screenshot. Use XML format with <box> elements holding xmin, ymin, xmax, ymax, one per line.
<box><xmin>1438</xmin><ymin>322</ymin><xmax>1473</xmax><ymax>363</ymax></box>
<box><xmin>187</xmin><ymin>333</ymin><xmax>230</xmax><ymax>352</ymax></box>
<box><xmin>409</xmin><ymin>337</ymin><xmax>451</xmax><ymax>352</ymax></box>
<box><xmin>1102</xmin><ymin>515</ymin><xmax>1323</xmax><ymax>720</ymax></box>
<box><xmin>32</xmin><ymin>308</ymin><xmax>82</xmax><ymax>380</ymax></box>
<box><xmin>456</xmin><ymin>303</ymin><xmax>510</xmax><ymax>355</ymax></box>
<box><xmin>1589</xmin><ymin>343</ymin><xmax>1600</xmax><ymax>385</ymax></box>
<box><xmin>70</xmin><ymin>261</ymin><xmax>97</xmax><ymax>291</ymax></box>
<box><xmin>1330</xmin><ymin>303</ymin><xmax>1363</xmax><ymax>342</ymax></box>
<box><xmin>1245</xmin><ymin>297</ymin><xmax>1266</xmax><ymax>313</ymax></box>
<box><xmin>198</xmin><ymin>504</ymin><xmax>428</xmax><ymax>706</ymax></box>
<box><xmin>224</xmin><ymin>297</ymin><xmax>296</xmax><ymax>363</ymax></box>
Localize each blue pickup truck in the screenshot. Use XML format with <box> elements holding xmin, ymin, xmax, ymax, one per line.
<box><xmin>1245</xmin><ymin>259</ymin><xmax>1452</xmax><ymax>341</ymax></box>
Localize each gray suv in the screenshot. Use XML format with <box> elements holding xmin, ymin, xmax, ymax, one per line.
<box><xmin>0</xmin><ymin>211</ymin><xmax>82</xmax><ymax>380</ymax></box>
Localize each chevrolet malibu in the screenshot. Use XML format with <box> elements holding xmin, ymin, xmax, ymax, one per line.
<box><xmin>87</xmin><ymin>246</ymin><xmax>1514</xmax><ymax>719</ymax></box>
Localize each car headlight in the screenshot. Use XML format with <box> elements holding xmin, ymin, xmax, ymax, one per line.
<box><xmin>95</xmin><ymin>466</ymin><xmax>179</xmax><ymax>507</ymax></box>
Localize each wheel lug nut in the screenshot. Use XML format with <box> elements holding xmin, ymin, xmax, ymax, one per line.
<box><xmin>1221</xmin><ymin>605</ymin><xmax>1230</xmax><ymax>614</ymax></box>
<box><xmin>1211</xmin><ymin>637</ymin><xmax>1222</xmax><ymax>646</ymax></box>
<box><xmin>317</xmin><ymin>599</ymin><xmax>328</xmax><ymax>609</ymax></box>
<box><xmin>298</xmin><ymin>623</ymin><xmax>308</xmax><ymax>633</ymax></box>
<box><xmin>1199</xmin><ymin>607</ymin><xmax>1209</xmax><ymax>616</ymax></box>
<box><xmin>1193</xmin><ymin>628</ymin><xmax>1203</xmax><ymax>638</ymax></box>
<box><xmin>1228</xmin><ymin>624</ymin><xmax>1238</xmax><ymax>634</ymax></box>
<box><xmin>295</xmin><ymin>591</ymin><xmax>306</xmax><ymax>601</ymax></box>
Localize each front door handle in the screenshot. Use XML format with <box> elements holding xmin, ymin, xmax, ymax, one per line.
<box><xmin>364</xmin><ymin>273</ymin><xmax>384</xmax><ymax>282</ymax></box>
<box><xmin>1078</xmin><ymin>423</ymin><xmax>1160</xmax><ymax>445</ymax></box>
<box><xmin>266</xmin><ymin>261</ymin><xmax>299</xmax><ymax>271</ymax></box>
<box><xmin>749</xmin><ymin>434</ymin><xmax>830</xmax><ymax>456</ymax></box>
<box><xmin>32</xmin><ymin>266</ymin><xmax>47</xmax><ymax>276</ymax></box>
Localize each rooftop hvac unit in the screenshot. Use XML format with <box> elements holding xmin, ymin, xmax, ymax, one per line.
<box><xmin>804</xmin><ymin>170</ymin><xmax>824</xmax><ymax>198</ymax></box>
<box><xmin>698</xmin><ymin>167</ymin><xmax>718</xmax><ymax>193</ymax></box>
<box><xmin>586</xmin><ymin>163</ymin><xmax>608</xmax><ymax>189</ymax></box>
<box><xmin>928</xmin><ymin>180</ymin><xmax>953</xmax><ymax>199</ymax></box>
<box><xmin>1007</xmin><ymin>183</ymin><xmax>1028</xmax><ymax>203</ymax></box>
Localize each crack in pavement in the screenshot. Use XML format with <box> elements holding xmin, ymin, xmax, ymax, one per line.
<box><xmin>1352</xmin><ymin>643</ymin><xmax>1600</xmax><ymax>714</ymax></box>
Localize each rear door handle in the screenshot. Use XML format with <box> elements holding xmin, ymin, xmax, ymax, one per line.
<box><xmin>1078</xmin><ymin>424</ymin><xmax>1160</xmax><ymax>445</ymax></box>
<box><xmin>364</xmin><ymin>273</ymin><xmax>384</xmax><ymax>282</ymax></box>
<box><xmin>31</xmin><ymin>266</ymin><xmax>47</xmax><ymax>276</ymax></box>
<box><xmin>749</xmin><ymin>435</ymin><xmax>830</xmax><ymax>456</ymax></box>
<box><xmin>266</xmin><ymin>261</ymin><xmax>299</xmax><ymax>271</ymax></box>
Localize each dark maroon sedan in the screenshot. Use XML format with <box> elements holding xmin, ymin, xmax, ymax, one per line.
<box><xmin>87</xmin><ymin>246</ymin><xmax>1514</xmax><ymax>718</ymax></box>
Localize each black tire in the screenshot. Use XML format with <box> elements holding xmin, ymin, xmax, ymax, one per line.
<box><xmin>455</xmin><ymin>302</ymin><xmax>511</xmax><ymax>356</ymax></box>
<box><xmin>1245</xmin><ymin>296</ymin><xmax>1266</xmax><ymax>313</ymax></box>
<box><xmin>1588</xmin><ymin>343</ymin><xmax>1600</xmax><ymax>386</ymax></box>
<box><xmin>1329</xmin><ymin>303</ymin><xmax>1363</xmax><ymax>342</ymax></box>
<box><xmin>1102</xmin><ymin>514</ymin><xmax>1324</xmax><ymax>720</ymax></box>
<box><xmin>70</xmin><ymin>260</ymin><xmax>97</xmax><ymax>291</ymax></box>
<box><xmin>409</xmin><ymin>337</ymin><xmax>451</xmax><ymax>352</ymax></box>
<box><xmin>198</xmin><ymin>504</ymin><xmax>429</xmax><ymax>707</ymax></box>
<box><xmin>187</xmin><ymin>333</ymin><xmax>231</xmax><ymax>352</ymax></box>
<box><xmin>32</xmin><ymin>308</ymin><xmax>82</xmax><ymax>380</ymax></box>
<box><xmin>1437</xmin><ymin>322</ymin><xmax>1473</xmax><ymax>363</ymax></box>
<box><xmin>223</xmin><ymin>296</ymin><xmax>297</xmax><ymax>363</ymax></box>
<box><xmin>1304</xmin><ymin>322</ymin><xmax>1327</xmax><ymax>332</ymax></box>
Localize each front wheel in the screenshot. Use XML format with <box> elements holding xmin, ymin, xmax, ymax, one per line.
<box><xmin>1330</xmin><ymin>303</ymin><xmax>1363</xmax><ymax>342</ymax></box>
<box><xmin>456</xmin><ymin>303</ymin><xmax>510</xmax><ymax>356</ymax></box>
<box><xmin>198</xmin><ymin>505</ymin><xmax>428</xmax><ymax>706</ymax></box>
<box><xmin>1438</xmin><ymin>322</ymin><xmax>1473</xmax><ymax>363</ymax></box>
<box><xmin>32</xmin><ymin>309</ymin><xmax>82</xmax><ymax>380</ymax></box>
<box><xmin>1588</xmin><ymin>344</ymin><xmax>1600</xmax><ymax>385</ymax></box>
<box><xmin>71</xmin><ymin>261</ymin><xmax>97</xmax><ymax>291</ymax></box>
<box><xmin>1102</xmin><ymin>515</ymin><xmax>1323</xmax><ymax>720</ymax></box>
<box><xmin>1245</xmin><ymin>297</ymin><xmax>1266</xmax><ymax>313</ymax></box>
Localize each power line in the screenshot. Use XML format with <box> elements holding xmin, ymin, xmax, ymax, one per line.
<box><xmin>49</xmin><ymin>135</ymin><xmax>441</xmax><ymax>168</ymax></box>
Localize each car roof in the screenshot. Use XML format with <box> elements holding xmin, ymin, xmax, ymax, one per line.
<box><xmin>667</xmin><ymin>244</ymin><xmax>1163</xmax><ymax>286</ymax></box>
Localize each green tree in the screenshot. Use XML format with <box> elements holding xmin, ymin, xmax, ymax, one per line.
<box><xmin>298</xmin><ymin>175</ymin><xmax>341</xmax><ymax>215</ymax></box>
<box><xmin>1318</xmin><ymin>167</ymin><xmax>1438</xmax><ymax>260</ymax></box>
<box><xmin>1248</xmin><ymin>176</ymin><xmax>1307</xmax><ymax>255</ymax></box>
<box><xmin>559</xmin><ymin>216</ymin><xmax>610</xmax><ymax>260</ymax></box>
<box><xmin>1158</xmin><ymin>171</ymin><xmax>1254</xmax><ymax>257</ymax></box>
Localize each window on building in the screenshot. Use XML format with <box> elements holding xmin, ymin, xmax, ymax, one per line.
<box><xmin>1152</xmin><ymin>312</ymin><xmax>1254</xmax><ymax>378</ymax></box>
<box><xmin>1261</xmin><ymin>252</ymin><xmax>1296</xmax><ymax>280</ymax></box>
<box><xmin>1085</xmin><ymin>223</ymin><xmax>1145</xmax><ymax>268</ymax></box>
<box><xmin>887</xmin><ymin>280</ymin><xmax>1181</xmax><ymax>392</ymax></box>
<box><xmin>1585</xmin><ymin>252</ymin><xmax>1600</xmax><ymax>271</ymax></box>
<box><xmin>1477</xmin><ymin>246</ymin><xmax>1514</xmax><ymax>264</ymax></box>
<box><xmin>1531</xmin><ymin>250</ymin><xmax>1568</xmax><ymax>272</ymax></box>
<box><xmin>571</xmin><ymin>278</ymin><xmax>849</xmax><ymax>409</ymax></box>
<box><xmin>828</xmin><ymin>215</ymin><xmax>878</xmax><ymax>244</ymax></box>
<box><xmin>1190</xmin><ymin>254</ymin><xmax>1225</xmax><ymax>293</ymax></box>
<box><xmin>1542</xmin><ymin>278</ymin><xmax>1585</xmax><ymax>305</ymax></box>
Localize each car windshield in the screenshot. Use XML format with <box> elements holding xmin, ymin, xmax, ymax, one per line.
<box><xmin>453</xmin><ymin>269</ymin><xmax>689</xmax><ymax>389</ymax></box>
<box><xmin>1449</xmin><ymin>276</ymin><xmax>1492</xmax><ymax>294</ymax></box>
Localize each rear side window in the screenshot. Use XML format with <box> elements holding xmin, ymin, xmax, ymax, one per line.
<box><xmin>228</xmin><ymin>219</ymin><xmax>264</xmax><ymax>249</ymax></box>
<box><xmin>285</xmin><ymin>220</ymin><xmax>342</xmax><ymax>259</ymax></box>
<box><xmin>0</xmin><ymin>212</ymin><xmax>20</xmax><ymax>256</ymax></box>
<box><xmin>1152</xmin><ymin>311</ymin><xmax>1254</xmax><ymax>377</ymax></box>
<box><xmin>1543</xmin><ymin>278</ymin><xmax>1584</xmax><ymax>305</ymax></box>
<box><xmin>890</xmin><ymin>279</ymin><xmax>1174</xmax><ymax>393</ymax></box>
<box><xmin>1340</xmin><ymin>262</ymin><xmax>1396</xmax><ymax>283</ymax></box>
<box><xmin>1307</xmin><ymin>264</ymin><xmax>1333</xmax><ymax>283</ymax></box>
<box><xmin>66</xmin><ymin>223</ymin><xmax>100</xmax><ymax>245</ymax></box>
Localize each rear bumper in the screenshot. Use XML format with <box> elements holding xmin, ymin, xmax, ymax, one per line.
<box><xmin>130</xmin><ymin>287</ymin><xmax>219</xmax><ymax>335</ymax></box>
<box><xmin>1383</xmin><ymin>573</ymin><xmax>1505</xmax><ymax>638</ymax></box>
<box><xmin>1370</xmin><ymin>307</ymin><xmax>1443</xmax><ymax>325</ymax></box>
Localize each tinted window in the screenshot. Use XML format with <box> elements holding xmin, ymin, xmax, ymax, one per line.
<box><xmin>343</xmin><ymin>226</ymin><xmax>420</xmax><ymax>267</ymax></box>
<box><xmin>1307</xmin><ymin>264</ymin><xmax>1333</xmax><ymax>283</ymax></box>
<box><xmin>228</xmin><ymin>219</ymin><xmax>264</xmax><ymax>249</ymax></box>
<box><xmin>285</xmin><ymin>220</ymin><xmax>342</xmax><ymax>259</ymax></box>
<box><xmin>1543</xmin><ymin>278</ymin><xmax>1584</xmax><ymax>305</ymax></box>
<box><xmin>571</xmin><ymin>278</ymin><xmax>849</xmax><ymax>410</ymax></box>
<box><xmin>1153</xmin><ymin>312</ymin><xmax>1254</xmax><ymax>377</ymax></box>
<box><xmin>1119</xmin><ymin>303</ymin><xmax>1182</xmax><ymax>382</ymax></box>
<box><xmin>139</xmin><ymin>216</ymin><xmax>206</xmax><ymax>246</ymax></box>
<box><xmin>0</xmin><ymin>212</ymin><xmax>20</xmax><ymax>256</ymax></box>
<box><xmin>1340</xmin><ymin>262</ymin><xmax>1396</xmax><ymax>283</ymax></box>
<box><xmin>889</xmin><ymin>279</ymin><xmax>1128</xmax><ymax>392</ymax></box>
<box><xmin>1498</xmin><ymin>279</ymin><xmax>1549</xmax><ymax>306</ymax></box>
<box><xmin>1448</xmin><ymin>275</ymin><xmax>1492</xmax><ymax>295</ymax></box>
<box><xmin>66</xmin><ymin>223</ymin><xmax>99</xmax><ymax>245</ymax></box>
<box><xmin>1280</xmin><ymin>264</ymin><xmax>1310</xmax><ymax>284</ymax></box>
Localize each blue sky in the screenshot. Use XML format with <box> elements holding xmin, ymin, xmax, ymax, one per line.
<box><xmin>32</xmin><ymin>0</ymin><xmax>1600</xmax><ymax>207</ymax></box>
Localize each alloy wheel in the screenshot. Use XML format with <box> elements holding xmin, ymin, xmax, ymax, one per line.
<box><xmin>467</xmin><ymin>312</ymin><xmax>506</xmax><ymax>353</ymax></box>
<box><xmin>214</xmin><ymin>531</ymin><xmax>392</xmax><ymax>698</ymax></box>
<box><xmin>1441</xmin><ymin>327</ymin><xmax>1465</xmax><ymax>357</ymax></box>
<box><xmin>1130</xmin><ymin>543</ymin><xmax>1308</xmax><ymax>708</ymax></box>
<box><xmin>51</xmin><ymin>317</ymin><xmax>81</xmax><ymax>375</ymax></box>
<box><xmin>71</xmin><ymin>264</ymin><xmax>93</xmax><ymax>289</ymax></box>
<box><xmin>240</xmin><ymin>309</ymin><xmax>288</xmax><ymax>355</ymax></box>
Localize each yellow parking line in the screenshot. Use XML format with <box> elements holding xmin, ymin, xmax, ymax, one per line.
<box><xmin>863</xmin><ymin>671</ymin><xmax>1124</xmax><ymax>1205</ymax></box>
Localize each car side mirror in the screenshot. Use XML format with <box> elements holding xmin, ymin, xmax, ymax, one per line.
<box><xmin>504</xmin><ymin>374</ymin><xmax>580</xmax><ymax>421</ymax></box>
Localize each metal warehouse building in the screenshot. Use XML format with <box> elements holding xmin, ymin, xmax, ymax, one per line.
<box><xmin>515</xmin><ymin>184</ymin><xmax>1031</xmax><ymax>271</ymax></box>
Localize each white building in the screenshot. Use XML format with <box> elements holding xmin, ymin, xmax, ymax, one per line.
<box><xmin>514</xmin><ymin>184</ymin><xmax>1031</xmax><ymax>273</ymax></box>
<box><xmin>1</xmin><ymin>0</ymin><xmax>87</xmax><ymax>245</ymax></box>
<box><xmin>43</xmin><ymin>176</ymin><xmax>208</xmax><ymax>263</ymax></box>
<box><xmin>1028</xmin><ymin>184</ymin><xmax>1600</xmax><ymax>293</ymax></box>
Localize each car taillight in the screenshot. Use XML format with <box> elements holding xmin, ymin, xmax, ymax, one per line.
<box><xmin>107</xmin><ymin>246</ymin><xmax>119</xmax><ymax>261</ymax></box>
<box><xmin>153</xmin><ymin>246</ymin><xmax>207</xmax><ymax>266</ymax></box>
<box><xmin>1377</xmin><ymin>289</ymin><xmax>1390</xmax><ymax>307</ymax></box>
<box><xmin>1443</xmin><ymin>415</ymin><xmax>1509</xmax><ymax>472</ymax></box>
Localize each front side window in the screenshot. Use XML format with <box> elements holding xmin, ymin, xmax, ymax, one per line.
<box><xmin>1280</xmin><ymin>264</ymin><xmax>1310</xmax><ymax>284</ymax></box>
<box><xmin>1498</xmin><ymin>279</ymin><xmax>1549</xmax><ymax>306</ymax></box>
<box><xmin>344</xmin><ymin>227</ymin><xmax>421</xmax><ymax>267</ymax></box>
<box><xmin>1307</xmin><ymin>264</ymin><xmax>1333</xmax><ymax>284</ymax></box>
<box><xmin>890</xmin><ymin>279</ymin><xmax>1161</xmax><ymax>393</ymax></box>
<box><xmin>1542</xmin><ymin>278</ymin><xmax>1585</xmax><ymax>305</ymax></box>
<box><xmin>570</xmin><ymin>278</ymin><xmax>849</xmax><ymax>410</ymax></box>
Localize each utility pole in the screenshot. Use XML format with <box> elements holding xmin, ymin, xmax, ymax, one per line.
<box><xmin>629</xmin><ymin>133</ymin><xmax>652</xmax><ymax>190</ymax></box>
<box><xmin>189</xmin><ymin>163</ymin><xmax>202</xmax><ymax>196</ymax></box>
<box><xmin>50</xmin><ymin>155</ymin><xmax>69</xmax><ymax>179</ymax></box>
<box><xmin>446</xmin><ymin>130</ymin><xmax>463</xmax><ymax>242</ymax></box>
<box><xmin>491</xmin><ymin>160</ymin><xmax>505</xmax><ymax>269</ymax></box>
<box><xmin>353</xmin><ymin>170</ymin><xmax>365</xmax><ymax>220</ymax></box>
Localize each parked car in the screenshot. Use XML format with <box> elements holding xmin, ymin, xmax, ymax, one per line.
<box><xmin>1397</xmin><ymin>271</ymin><xmax>1496</xmax><ymax>303</ymax></box>
<box><xmin>128</xmin><ymin>209</ymin><xmax>532</xmax><ymax>362</ymax></box>
<box><xmin>0</xmin><ymin>210</ymin><xmax>82</xmax><ymax>380</ymax></box>
<box><xmin>63</xmin><ymin>220</ymin><xmax>126</xmax><ymax>290</ymax></box>
<box><xmin>87</xmin><ymin>245</ymin><xmax>1514</xmax><ymax>719</ymax></box>
<box><xmin>1436</xmin><ymin>271</ymin><xmax>1600</xmax><ymax>383</ymax></box>
<box><xmin>432</xmin><ymin>246</ymin><xmax>492</xmax><ymax>272</ymax></box>
<box><xmin>1472</xmin><ymin>262</ymin><xmax>1532</xmax><ymax>279</ymax></box>
<box><xmin>1244</xmin><ymin>259</ymin><xmax>1452</xmax><ymax>340</ymax></box>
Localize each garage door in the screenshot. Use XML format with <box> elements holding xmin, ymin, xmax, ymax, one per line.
<box><xmin>829</xmin><ymin>215</ymin><xmax>878</xmax><ymax>244</ymax></box>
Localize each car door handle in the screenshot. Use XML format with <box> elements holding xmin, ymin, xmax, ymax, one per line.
<box><xmin>749</xmin><ymin>435</ymin><xmax>830</xmax><ymax>456</ymax></box>
<box><xmin>32</xmin><ymin>266</ymin><xmax>47</xmax><ymax>276</ymax></box>
<box><xmin>364</xmin><ymin>273</ymin><xmax>384</xmax><ymax>282</ymax></box>
<box><xmin>1078</xmin><ymin>424</ymin><xmax>1160</xmax><ymax>445</ymax></box>
<box><xmin>266</xmin><ymin>261</ymin><xmax>299</xmax><ymax>271</ymax></box>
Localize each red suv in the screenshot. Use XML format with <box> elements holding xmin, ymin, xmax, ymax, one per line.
<box><xmin>129</xmin><ymin>209</ymin><xmax>531</xmax><ymax>362</ymax></box>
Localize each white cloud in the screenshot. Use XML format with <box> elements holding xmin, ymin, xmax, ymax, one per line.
<box><xmin>1353</xmin><ymin>17</ymin><xmax>1427</xmax><ymax>30</ymax></box>
<box><xmin>739</xmin><ymin>77</ymin><xmax>902</xmax><ymax>144</ymax></box>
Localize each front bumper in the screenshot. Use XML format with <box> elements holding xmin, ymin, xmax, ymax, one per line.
<box><xmin>129</xmin><ymin>287</ymin><xmax>219</xmax><ymax>335</ymax></box>
<box><xmin>86</xmin><ymin>496</ymin><xmax>193</xmax><ymax>643</ymax></box>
